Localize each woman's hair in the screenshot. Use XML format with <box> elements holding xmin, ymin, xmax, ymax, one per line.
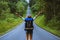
<box><xmin>28</xmin><ymin>15</ymin><xmax>32</xmax><ymax>18</ymax></box>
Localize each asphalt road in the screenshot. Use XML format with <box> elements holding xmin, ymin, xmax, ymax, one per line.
<box><xmin>0</xmin><ymin>22</ymin><xmax>60</xmax><ymax>40</ymax></box>
<box><xmin>0</xmin><ymin>3</ymin><xmax>60</xmax><ymax>40</ymax></box>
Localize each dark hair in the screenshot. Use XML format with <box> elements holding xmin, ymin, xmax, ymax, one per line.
<box><xmin>28</xmin><ymin>15</ymin><xmax>32</xmax><ymax>18</ymax></box>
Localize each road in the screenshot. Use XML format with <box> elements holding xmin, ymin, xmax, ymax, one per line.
<box><xmin>0</xmin><ymin>3</ymin><xmax>60</xmax><ymax>40</ymax></box>
<box><xmin>0</xmin><ymin>22</ymin><xmax>60</xmax><ymax>40</ymax></box>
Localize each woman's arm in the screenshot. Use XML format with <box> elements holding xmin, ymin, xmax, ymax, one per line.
<box><xmin>15</xmin><ymin>13</ymin><xmax>25</xmax><ymax>20</ymax></box>
<box><xmin>19</xmin><ymin>15</ymin><xmax>25</xmax><ymax>20</ymax></box>
<box><xmin>21</xmin><ymin>17</ymin><xmax>25</xmax><ymax>20</ymax></box>
<box><xmin>33</xmin><ymin>11</ymin><xmax>43</xmax><ymax>20</ymax></box>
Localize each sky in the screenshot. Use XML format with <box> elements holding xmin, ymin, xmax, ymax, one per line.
<box><xmin>26</xmin><ymin>0</ymin><xmax>29</xmax><ymax>3</ymax></box>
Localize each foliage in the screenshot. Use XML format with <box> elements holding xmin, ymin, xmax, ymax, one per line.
<box><xmin>30</xmin><ymin>0</ymin><xmax>60</xmax><ymax>37</ymax></box>
<box><xmin>47</xmin><ymin>17</ymin><xmax>60</xmax><ymax>30</ymax></box>
<box><xmin>34</xmin><ymin>14</ymin><xmax>60</xmax><ymax>37</ymax></box>
<box><xmin>34</xmin><ymin>15</ymin><xmax>45</xmax><ymax>27</ymax></box>
<box><xmin>30</xmin><ymin>0</ymin><xmax>45</xmax><ymax>14</ymax></box>
<box><xmin>0</xmin><ymin>0</ymin><xmax>27</xmax><ymax>35</ymax></box>
<box><xmin>44</xmin><ymin>0</ymin><xmax>60</xmax><ymax>22</ymax></box>
<box><xmin>16</xmin><ymin>1</ymin><xmax>27</xmax><ymax>13</ymax></box>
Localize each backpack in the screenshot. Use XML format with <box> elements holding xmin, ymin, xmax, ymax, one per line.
<box><xmin>25</xmin><ymin>20</ymin><xmax>33</xmax><ymax>30</ymax></box>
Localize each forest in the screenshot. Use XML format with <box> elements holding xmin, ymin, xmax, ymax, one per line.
<box><xmin>0</xmin><ymin>0</ymin><xmax>60</xmax><ymax>37</ymax></box>
<box><xmin>0</xmin><ymin>0</ymin><xmax>27</xmax><ymax>35</ymax></box>
<box><xmin>30</xmin><ymin>0</ymin><xmax>60</xmax><ymax>37</ymax></box>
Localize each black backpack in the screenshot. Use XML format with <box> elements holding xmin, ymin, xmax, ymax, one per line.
<box><xmin>25</xmin><ymin>20</ymin><xmax>33</xmax><ymax>30</ymax></box>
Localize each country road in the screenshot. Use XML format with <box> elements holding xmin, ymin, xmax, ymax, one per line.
<box><xmin>0</xmin><ymin>0</ymin><xmax>60</xmax><ymax>40</ymax></box>
<box><xmin>0</xmin><ymin>22</ymin><xmax>60</xmax><ymax>40</ymax></box>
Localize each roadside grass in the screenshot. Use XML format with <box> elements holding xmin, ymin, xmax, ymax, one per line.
<box><xmin>0</xmin><ymin>17</ymin><xmax>23</xmax><ymax>36</ymax></box>
<box><xmin>33</xmin><ymin>14</ymin><xmax>60</xmax><ymax>37</ymax></box>
<box><xmin>0</xmin><ymin>9</ymin><xmax>27</xmax><ymax>36</ymax></box>
<box><xmin>0</xmin><ymin>0</ymin><xmax>27</xmax><ymax>36</ymax></box>
<box><xmin>34</xmin><ymin>15</ymin><xmax>45</xmax><ymax>27</ymax></box>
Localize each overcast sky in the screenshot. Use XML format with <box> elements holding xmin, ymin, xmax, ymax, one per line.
<box><xmin>26</xmin><ymin>0</ymin><xmax>29</xmax><ymax>3</ymax></box>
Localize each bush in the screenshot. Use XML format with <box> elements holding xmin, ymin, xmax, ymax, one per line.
<box><xmin>0</xmin><ymin>1</ymin><xmax>9</xmax><ymax>10</ymax></box>
<box><xmin>47</xmin><ymin>17</ymin><xmax>60</xmax><ymax>30</ymax></box>
<box><xmin>16</xmin><ymin>1</ymin><xmax>27</xmax><ymax>13</ymax></box>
